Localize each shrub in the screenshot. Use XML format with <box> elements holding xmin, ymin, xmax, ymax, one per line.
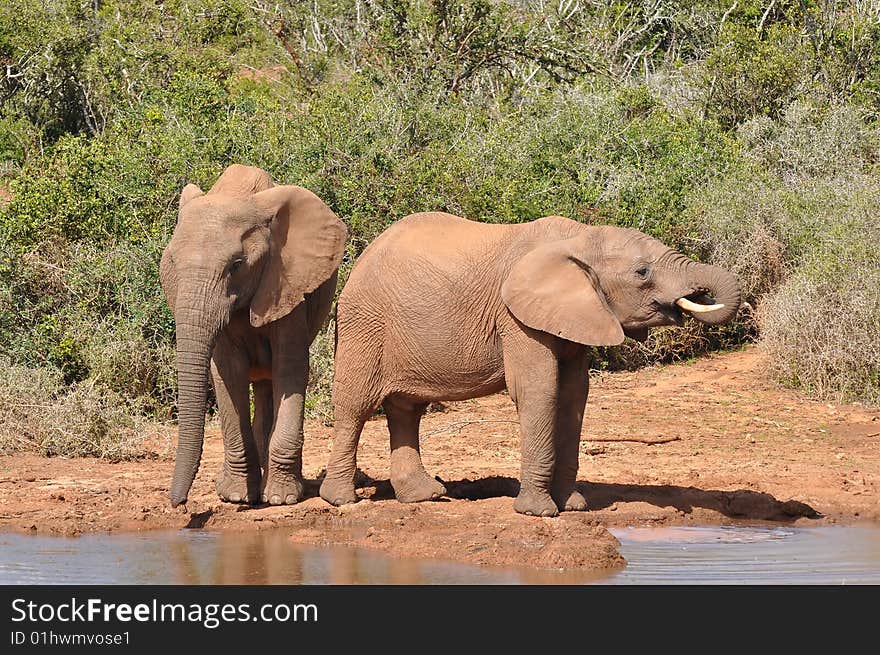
<box><xmin>759</xmin><ymin>254</ymin><xmax>880</xmax><ymax>404</ymax></box>
<box><xmin>591</xmin><ymin>318</ymin><xmax>757</xmax><ymax>373</ymax></box>
<box><xmin>702</xmin><ymin>23</ymin><xmax>812</xmax><ymax>127</ymax></box>
<box><xmin>0</xmin><ymin>361</ymin><xmax>149</xmax><ymax>460</ymax></box>
<box><xmin>692</xmin><ymin>104</ymin><xmax>880</xmax><ymax>403</ymax></box>
<box><xmin>307</xmin><ymin>322</ymin><xmax>336</xmax><ymax>425</ymax></box>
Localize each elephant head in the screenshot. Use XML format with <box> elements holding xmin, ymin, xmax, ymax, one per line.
<box><xmin>159</xmin><ymin>165</ymin><xmax>348</xmax><ymax>507</ymax></box>
<box><xmin>501</xmin><ymin>223</ymin><xmax>741</xmax><ymax>345</ymax></box>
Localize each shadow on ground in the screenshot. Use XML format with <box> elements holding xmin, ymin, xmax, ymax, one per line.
<box><xmin>415</xmin><ymin>476</ymin><xmax>820</xmax><ymax>522</ymax></box>
<box><xmin>185</xmin><ymin>509</ymin><xmax>214</xmax><ymax>529</ymax></box>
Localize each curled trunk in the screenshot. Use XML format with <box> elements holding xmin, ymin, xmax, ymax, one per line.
<box><xmin>684</xmin><ymin>261</ymin><xmax>742</xmax><ymax>325</ymax></box>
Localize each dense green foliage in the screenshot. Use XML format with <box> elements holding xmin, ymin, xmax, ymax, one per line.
<box><xmin>1</xmin><ymin>1</ymin><xmax>879</xmax><ymax>455</ymax></box>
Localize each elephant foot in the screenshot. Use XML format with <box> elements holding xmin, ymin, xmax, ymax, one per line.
<box><xmin>553</xmin><ymin>489</ymin><xmax>588</xmax><ymax>512</ymax></box>
<box><xmin>262</xmin><ymin>471</ymin><xmax>304</xmax><ymax>505</ymax></box>
<box><xmin>514</xmin><ymin>487</ymin><xmax>559</xmax><ymax>517</ymax></box>
<box><xmin>392</xmin><ymin>472</ymin><xmax>447</xmax><ymax>503</ymax></box>
<box><xmin>319</xmin><ymin>476</ymin><xmax>358</xmax><ymax>506</ymax></box>
<box><xmin>216</xmin><ymin>467</ymin><xmax>260</xmax><ymax>504</ymax></box>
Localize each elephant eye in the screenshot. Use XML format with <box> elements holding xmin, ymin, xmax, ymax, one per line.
<box><xmin>228</xmin><ymin>258</ymin><xmax>245</xmax><ymax>274</ymax></box>
<box><xmin>635</xmin><ymin>266</ymin><xmax>650</xmax><ymax>279</ymax></box>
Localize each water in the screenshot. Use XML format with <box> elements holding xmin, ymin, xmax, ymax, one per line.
<box><xmin>1</xmin><ymin>526</ymin><xmax>878</xmax><ymax>585</ymax></box>
<box><xmin>0</xmin><ymin>530</ymin><xmax>594</xmax><ymax>585</ymax></box>
<box><xmin>606</xmin><ymin>526</ymin><xmax>880</xmax><ymax>585</ymax></box>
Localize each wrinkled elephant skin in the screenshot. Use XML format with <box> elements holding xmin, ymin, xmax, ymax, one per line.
<box><xmin>320</xmin><ymin>213</ymin><xmax>740</xmax><ymax>516</ymax></box>
<box><xmin>160</xmin><ymin>165</ymin><xmax>347</xmax><ymax>507</ymax></box>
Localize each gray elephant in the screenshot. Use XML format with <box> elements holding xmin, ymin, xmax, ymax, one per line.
<box><xmin>320</xmin><ymin>212</ymin><xmax>740</xmax><ymax>517</ymax></box>
<box><xmin>160</xmin><ymin>164</ymin><xmax>348</xmax><ymax>507</ymax></box>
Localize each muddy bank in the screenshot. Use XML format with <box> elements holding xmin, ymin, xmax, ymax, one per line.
<box><xmin>1</xmin><ymin>347</ymin><xmax>877</xmax><ymax>572</ymax></box>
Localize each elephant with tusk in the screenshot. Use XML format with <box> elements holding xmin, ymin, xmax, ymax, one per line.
<box><xmin>319</xmin><ymin>212</ymin><xmax>741</xmax><ymax>517</ymax></box>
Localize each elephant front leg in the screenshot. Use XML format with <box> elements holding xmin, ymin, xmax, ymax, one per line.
<box><xmin>551</xmin><ymin>354</ymin><xmax>590</xmax><ymax>512</ymax></box>
<box><xmin>504</xmin><ymin>334</ymin><xmax>561</xmax><ymax>518</ymax></box>
<box><xmin>262</xmin><ymin>328</ymin><xmax>309</xmax><ymax>505</ymax></box>
<box><xmin>263</xmin><ymin>387</ymin><xmax>306</xmax><ymax>505</ymax></box>
<box><xmin>211</xmin><ymin>352</ymin><xmax>262</xmax><ymax>504</ymax></box>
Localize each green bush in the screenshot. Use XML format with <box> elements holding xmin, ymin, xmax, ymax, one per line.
<box><xmin>702</xmin><ymin>23</ymin><xmax>810</xmax><ymax>127</ymax></box>
<box><xmin>2</xmin><ymin>0</ymin><xmax>880</xmax><ymax>462</ymax></box>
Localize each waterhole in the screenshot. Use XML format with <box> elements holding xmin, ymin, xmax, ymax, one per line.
<box><xmin>1</xmin><ymin>526</ymin><xmax>878</xmax><ymax>584</ymax></box>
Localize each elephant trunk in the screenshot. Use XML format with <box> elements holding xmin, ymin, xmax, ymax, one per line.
<box><xmin>681</xmin><ymin>260</ymin><xmax>742</xmax><ymax>326</ymax></box>
<box><xmin>169</xmin><ymin>293</ymin><xmax>223</xmax><ymax>507</ymax></box>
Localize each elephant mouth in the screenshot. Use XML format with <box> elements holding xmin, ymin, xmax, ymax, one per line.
<box><xmin>652</xmin><ymin>299</ymin><xmax>686</xmax><ymax>327</ymax></box>
<box><xmin>650</xmin><ymin>290</ymin><xmax>721</xmax><ymax>327</ymax></box>
<box><xmin>631</xmin><ymin>291</ymin><xmax>728</xmax><ymax>340</ymax></box>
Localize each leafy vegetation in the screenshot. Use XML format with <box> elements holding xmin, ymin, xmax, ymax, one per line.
<box><xmin>1</xmin><ymin>1</ymin><xmax>879</xmax><ymax>455</ymax></box>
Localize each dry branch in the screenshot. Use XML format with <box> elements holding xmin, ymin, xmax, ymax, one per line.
<box><xmin>585</xmin><ymin>436</ymin><xmax>681</xmax><ymax>445</ymax></box>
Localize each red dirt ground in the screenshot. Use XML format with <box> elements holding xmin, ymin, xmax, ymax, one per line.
<box><xmin>1</xmin><ymin>347</ymin><xmax>877</xmax><ymax>572</ymax></box>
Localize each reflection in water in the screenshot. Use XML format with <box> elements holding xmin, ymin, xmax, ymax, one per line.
<box><xmin>0</xmin><ymin>529</ymin><xmax>603</xmax><ymax>584</ymax></box>
<box><xmin>1</xmin><ymin>526</ymin><xmax>878</xmax><ymax>585</ymax></box>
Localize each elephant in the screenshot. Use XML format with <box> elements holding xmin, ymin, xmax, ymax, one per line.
<box><xmin>159</xmin><ymin>164</ymin><xmax>348</xmax><ymax>507</ymax></box>
<box><xmin>319</xmin><ymin>212</ymin><xmax>740</xmax><ymax>517</ymax></box>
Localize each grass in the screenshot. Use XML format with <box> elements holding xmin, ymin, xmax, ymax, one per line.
<box><xmin>0</xmin><ymin>360</ymin><xmax>149</xmax><ymax>460</ymax></box>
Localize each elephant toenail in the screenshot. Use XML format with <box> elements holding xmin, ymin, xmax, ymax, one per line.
<box><xmin>229</xmin><ymin>493</ymin><xmax>241</xmax><ymax>502</ymax></box>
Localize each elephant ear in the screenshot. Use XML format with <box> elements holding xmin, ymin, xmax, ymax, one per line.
<box><xmin>163</xmin><ymin>183</ymin><xmax>205</xmax><ymax>310</ymax></box>
<box><xmin>249</xmin><ymin>185</ymin><xmax>348</xmax><ymax>328</ymax></box>
<box><xmin>501</xmin><ymin>237</ymin><xmax>624</xmax><ymax>346</ymax></box>
<box><xmin>178</xmin><ymin>183</ymin><xmax>204</xmax><ymax>210</ymax></box>
<box><xmin>159</xmin><ymin>246</ymin><xmax>178</xmax><ymax>314</ymax></box>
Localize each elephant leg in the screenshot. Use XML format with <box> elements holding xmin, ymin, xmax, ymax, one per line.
<box><xmin>551</xmin><ymin>353</ymin><xmax>590</xmax><ymax>512</ymax></box>
<box><xmin>262</xmin><ymin>310</ymin><xmax>309</xmax><ymax>506</ymax></box>
<box><xmin>262</xmin><ymin>356</ymin><xmax>307</xmax><ymax>505</ymax></box>
<box><xmin>211</xmin><ymin>344</ymin><xmax>261</xmax><ymax>504</ymax></box>
<box><xmin>319</xmin><ymin>410</ymin><xmax>368</xmax><ymax>506</ymax></box>
<box><xmin>503</xmin><ymin>328</ymin><xmax>560</xmax><ymax>518</ymax></box>
<box><xmin>319</xmin><ymin>330</ymin><xmax>382</xmax><ymax>507</ymax></box>
<box><xmin>385</xmin><ymin>397</ymin><xmax>446</xmax><ymax>503</ymax></box>
<box><xmin>252</xmin><ymin>380</ymin><xmax>273</xmax><ymax>476</ymax></box>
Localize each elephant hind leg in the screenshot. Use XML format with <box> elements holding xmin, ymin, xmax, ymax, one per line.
<box><xmin>320</xmin><ymin>324</ymin><xmax>383</xmax><ymax>506</ymax></box>
<box><xmin>319</xmin><ymin>411</ymin><xmax>369</xmax><ymax>506</ymax></box>
<box><xmin>551</xmin><ymin>355</ymin><xmax>590</xmax><ymax>512</ymax></box>
<box><xmin>385</xmin><ymin>396</ymin><xmax>446</xmax><ymax>503</ymax></box>
<box><xmin>319</xmin><ymin>381</ymin><xmax>380</xmax><ymax>506</ymax></box>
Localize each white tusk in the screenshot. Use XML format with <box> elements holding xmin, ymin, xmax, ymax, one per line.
<box><xmin>676</xmin><ymin>297</ymin><xmax>725</xmax><ymax>313</ymax></box>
